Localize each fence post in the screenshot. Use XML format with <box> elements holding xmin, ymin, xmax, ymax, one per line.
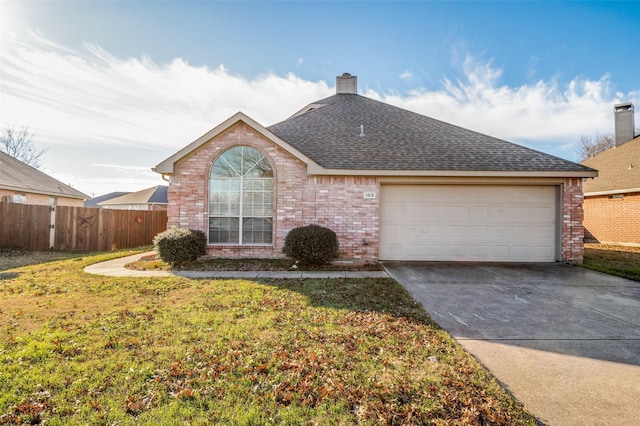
<box><xmin>49</xmin><ymin>205</ymin><xmax>56</xmax><ymax>249</ymax></box>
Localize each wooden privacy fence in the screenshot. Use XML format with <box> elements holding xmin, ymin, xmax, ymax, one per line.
<box><xmin>0</xmin><ymin>203</ymin><xmax>168</xmax><ymax>251</ymax></box>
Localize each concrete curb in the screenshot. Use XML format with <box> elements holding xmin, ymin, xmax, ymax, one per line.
<box><xmin>83</xmin><ymin>251</ymin><xmax>388</xmax><ymax>279</ymax></box>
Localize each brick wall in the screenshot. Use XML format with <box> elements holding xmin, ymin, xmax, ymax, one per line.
<box><xmin>583</xmin><ymin>192</ymin><xmax>640</xmax><ymax>245</ymax></box>
<box><xmin>168</xmin><ymin>123</ymin><xmax>586</xmax><ymax>262</ymax></box>
<box><xmin>168</xmin><ymin>122</ymin><xmax>380</xmax><ymax>259</ymax></box>
<box><xmin>561</xmin><ymin>178</ymin><xmax>585</xmax><ymax>263</ymax></box>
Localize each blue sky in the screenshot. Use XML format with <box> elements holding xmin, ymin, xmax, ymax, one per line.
<box><xmin>1</xmin><ymin>1</ymin><xmax>639</xmax><ymax>197</ymax></box>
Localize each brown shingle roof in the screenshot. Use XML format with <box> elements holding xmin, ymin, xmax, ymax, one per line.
<box><xmin>581</xmin><ymin>136</ymin><xmax>640</xmax><ymax>194</ymax></box>
<box><xmin>98</xmin><ymin>185</ymin><xmax>168</xmax><ymax>206</ymax></box>
<box><xmin>0</xmin><ymin>151</ymin><xmax>88</xmax><ymax>199</ymax></box>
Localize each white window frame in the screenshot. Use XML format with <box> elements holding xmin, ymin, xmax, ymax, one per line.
<box><xmin>208</xmin><ymin>146</ymin><xmax>274</xmax><ymax>245</ymax></box>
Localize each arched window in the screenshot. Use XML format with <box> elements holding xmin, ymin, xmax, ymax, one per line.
<box><xmin>209</xmin><ymin>146</ymin><xmax>274</xmax><ymax>244</ymax></box>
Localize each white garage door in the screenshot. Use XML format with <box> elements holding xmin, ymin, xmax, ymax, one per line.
<box><xmin>380</xmin><ymin>185</ymin><xmax>557</xmax><ymax>262</ymax></box>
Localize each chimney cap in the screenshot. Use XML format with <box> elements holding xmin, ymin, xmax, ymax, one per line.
<box><xmin>614</xmin><ymin>102</ymin><xmax>634</xmax><ymax>111</ymax></box>
<box><xmin>336</xmin><ymin>72</ymin><xmax>357</xmax><ymax>94</ymax></box>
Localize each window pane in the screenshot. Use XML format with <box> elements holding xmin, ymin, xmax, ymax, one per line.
<box><xmin>242</xmin><ymin>179</ymin><xmax>273</xmax><ymax>216</ymax></box>
<box><xmin>210</xmin><ymin>179</ymin><xmax>241</xmax><ymax>215</ymax></box>
<box><xmin>243</xmin><ymin>191</ymin><xmax>273</xmax><ymax>216</ymax></box>
<box><xmin>245</xmin><ymin>157</ymin><xmax>274</xmax><ymax>177</ymax></box>
<box><xmin>209</xmin><ymin>217</ymin><xmax>239</xmax><ymax>243</ymax></box>
<box><xmin>209</xmin><ymin>192</ymin><xmax>221</xmax><ymax>215</ymax></box>
<box><xmin>211</xmin><ymin>146</ymin><xmax>273</xmax><ymax>178</ymax></box>
<box><xmin>211</xmin><ymin>147</ymin><xmax>243</xmax><ymax>177</ymax></box>
<box><xmin>242</xmin><ymin>218</ymin><xmax>273</xmax><ymax>244</ymax></box>
<box><xmin>209</xmin><ymin>146</ymin><xmax>274</xmax><ymax>245</ymax></box>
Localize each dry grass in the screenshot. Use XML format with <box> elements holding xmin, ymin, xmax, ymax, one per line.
<box><xmin>0</xmin><ymin>252</ymin><xmax>536</xmax><ymax>425</ymax></box>
<box><xmin>0</xmin><ymin>249</ymin><xmax>89</xmax><ymax>271</ymax></box>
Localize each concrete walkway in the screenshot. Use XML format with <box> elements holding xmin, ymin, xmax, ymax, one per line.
<box><xmin>83</xmin><ymin>251</ymin><xmax>389</xmax><ymax>279</ymax></box>
<box><xmin>384</xmin><ymin>262</ymin><xmax>640</xmax><ymax>426</ymax></box>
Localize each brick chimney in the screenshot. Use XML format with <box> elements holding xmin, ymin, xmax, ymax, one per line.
<box><xmin>336</xmin><ymin>73</ymin><xmax>357</xmax><ymax>94</ymax></box>
<box><xmin>614</xmin><ymin>102</ymin><xmax>634</xmax><ymax>146</ymax></box>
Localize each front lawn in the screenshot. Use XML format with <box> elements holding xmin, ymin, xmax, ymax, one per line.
<box><xmin>0</xmin><ymin>252</ymin><xmax>536</xmax><ymax>425</ymax></box>
<box><xmin>583</xmin><ymin>243</ymin><xmax>640</xmax><ymax>281</ymax></box>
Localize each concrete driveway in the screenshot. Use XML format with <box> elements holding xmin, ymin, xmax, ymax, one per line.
<box><xmin>383</xmin><ymin>262</ymin><xmax>640</xmax><ymax>426</ymax></box>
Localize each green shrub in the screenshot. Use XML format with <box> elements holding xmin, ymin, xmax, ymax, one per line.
<box><xmin>153</xmin><ymin>227</ymin><xmax>206</xmax><ymax>266</ymax></box>
<box><xmin>283</xmin><ymin>224</ymin><xmax>339</xmax><ymax>265</ymax></box>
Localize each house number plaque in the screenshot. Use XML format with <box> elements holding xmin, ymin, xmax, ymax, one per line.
<box><xmin>363</xmin><ymin>191</ymin><xmax>377</xmax><ymax>199</ymax></box>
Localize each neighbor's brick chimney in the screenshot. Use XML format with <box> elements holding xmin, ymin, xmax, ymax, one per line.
<box><xmin>336</xmin><ymin>72</ymin><xmax>357</xmax><ymax>94</ymax></box>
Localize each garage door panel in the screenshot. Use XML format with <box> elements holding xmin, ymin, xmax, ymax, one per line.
<box><xmin>535</xmin><ymin>206</ymin><xmax>554</xmax><ymax>218</ymax></box>
<box><xmin>445</xmin><ymin>206</ymin><xmax>468</xmax><ymax>217</ymax></box>
<box><xmin>535</xmin><ymin>226</ymin><xmax>555</xmax><ymax>239</ymax></box>
<box><xmin>491</xmin><ymin>205</ymin><xmax>514</xmax><ymax>216</ymax></box>
<box><xmin>467</xmin><ymin>226</ymin><xmax>488</xmax><ymax>238</ymax></box>
<box><xmin>425</xmin><ymin>206</ymin><xmax>446</xmax><ymax>218</ymax></box>
<box><xmin>490</xmin><ymin>226</ymin><xmax>511</xmax><ymax>238</ymax></box>
<box><xmin>511</xmin><ymin>245</ymin><xmax>533</xmax><ymax>258</ymax></box>
<box><xmin>467</xmin><ymin>245</ymin><xmax>490</xmax><ymax>259</ymax></box>
<box><xmin>380</xmin><ymin>185</ymin><xmax>557</xmax><ymax>262</ymax></box>
<box><xmin>533</xmin><ymin>245</ymin><xmax>553</xmax><ymax>258</ymax></box>
<box><xmin>512</xmin><ymin>207</ymin><xmax>533</xmax><ymax>219</ymax></box>
<box><xmin>423</xmin><ymin>225</ymin><xmax>443</xmax><ymax>238</ymax></box>
<box><xmin>468</xmin><ymin>207</ymin><xmax>489</xmax><ymax>218</ymax></box>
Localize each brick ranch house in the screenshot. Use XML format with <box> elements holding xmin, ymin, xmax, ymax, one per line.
<box><xmin>582</xmin><ymin>103</ymin><xmax>639</xmax><ymax>245</ymax></box>
<box><xmin>154</xmin><ymin>73</ymin><xmax>597</xmax><ymax>263</ymax></box>
<box><xmin>0</xmin><ymin>151</ymin><xmax>88</xmax><ymax>207</ymax></box>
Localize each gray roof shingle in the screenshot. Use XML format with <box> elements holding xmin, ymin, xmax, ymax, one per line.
<box><xmin>268</xmin><ymin>94</ymin><xmax>594</xmax><ymax>173</ymax></box>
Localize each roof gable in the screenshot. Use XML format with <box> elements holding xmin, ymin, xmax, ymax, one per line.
<box><xmin>154</xmin><ymin>112</ymin><xmax>318</xmax><ymax>174</ymax></box>
<box><xmin>0</xmin><ymin>151</ymin><xmax>89</xmax><ymax>199</ymax></box>
<box><xmin>582</xmin><ymin>136</ymin><xmax>640</xmax><ymax>194</ymax></box>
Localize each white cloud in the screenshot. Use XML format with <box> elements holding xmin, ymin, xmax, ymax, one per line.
<box><xmin>369</xmin><ymin>55</ymin><xmax>637</xmax><ymax>150</ymax></box>
<box><xmin>1</xmin><ymin>32</ymin><xmax>638</xmax><ymax>195</ymax></box>
<box><xmin>1</xmin><ymin>30</ymin><xmax>332</xmax><ymax>152</ymax></box>
<box><xmin>399</xmin><ymin>70</ymin><xmax>413</xmax><ymax>80</ymax></box>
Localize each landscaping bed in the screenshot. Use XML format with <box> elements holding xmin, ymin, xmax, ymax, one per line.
<box><xmin>126</xmin><ymin>254</ymin><xmax>384</xmax><ymax>272</ymax></box>
<box><xmin>0</xmin><ymin>252</ymin><xmax>536</xmax><ymax>425</ymax></box>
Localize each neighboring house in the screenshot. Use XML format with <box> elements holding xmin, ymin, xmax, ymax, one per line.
<box><xmin>84</xmin><ymin>192</ymin><xmax>131</xmax><ymax>208</ymax></box>
<box><xmin>0</xmin><ymin>150</ymin><xmax>88</xmax><ymax>206</ymax></box>
<box><xmin>154</xmin><ymin>73</ymin><xmax>596</xmax><ymax>263</ymax></box>
<box><xmin>98</xmin><ymin>185</ymin><xmax>168</xmax><ymax>210</ymax></box>
<box><xmin>582</xmin><ymin>103</ymin><xmax>639</xmax><ymax>245</ymax></box>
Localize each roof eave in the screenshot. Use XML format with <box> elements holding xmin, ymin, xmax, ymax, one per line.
<box><xmin>584</xmin><ymin>187</ymin><xmax>640</xmax><ymax>196</ymax></box>
<box><xmin>306</xmin><ymin>165</ymin><xmax>599</xmax><ymax>178</ymax></box>
<box><xmin>154</xmin><ymin>112</ymin><xmax>322</xmax><ymax>175</ymax></box>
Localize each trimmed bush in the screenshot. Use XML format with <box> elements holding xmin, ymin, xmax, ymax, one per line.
<box><xmin>283</xmin><ymin>224</ymin><xmax>339</xmax><ymax>265</ymax></box>
<box><xmin>153</xmin><ymin>227</ymin><xmax>206</xmax><ymax>266</ymax></box>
